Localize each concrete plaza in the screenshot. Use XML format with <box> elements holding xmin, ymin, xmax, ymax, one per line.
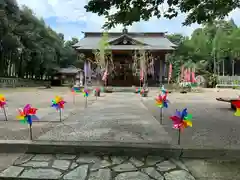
<box><xmin>143</xmin><ymin>88</ymin><xmax>240</xmax><ymax>149</ymax></box>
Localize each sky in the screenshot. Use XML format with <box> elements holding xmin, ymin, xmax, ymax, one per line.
<box><xmin>16</xmin><ymin>0</ymin><xmax>240</xmax><ymax>40</ymax></box>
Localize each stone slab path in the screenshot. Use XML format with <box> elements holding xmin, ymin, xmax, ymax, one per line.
<box><xmin>1</xmin><ymin>153</ymin><xmax>240</xmax><ymax>180</ymax></box>
<box><xmin>0</xmin><ymin>153</ymin><xmax>196</xmax><ymax>180</ymax></box>
<box><xmin>38</xmin><ymin>93</ymin><xmax>171</xmax><ymax>143</ymax></box>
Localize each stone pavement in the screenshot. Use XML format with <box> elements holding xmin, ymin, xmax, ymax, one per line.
<box><xmin>0</xmin><ymin>153</ymin><xmax>240</xmax><ymax>180</ymax></box>
<box><xmin>0</xmin><ymin>87</ymin><xmax>95</xmax><ymax>122</ymax></box>
<box><xmin>0</xmin><ymin>87</ymin><xmax>96</xmax><ymax>140</ymax></box>
<box><xmin>38</xmin><ymin>92</ymin><xmax>171</xmax><ymax>143</ymax></box>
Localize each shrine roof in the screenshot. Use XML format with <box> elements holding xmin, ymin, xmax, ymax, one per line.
<box><xmin>73</xmin><ymin>32</ymin><xmax>176</xmax><ymax>50</ymax></box>
<box><xmin>54</xmin><ymin>66</ymin><xmax>82</xmax><ymax>74</ymax></box>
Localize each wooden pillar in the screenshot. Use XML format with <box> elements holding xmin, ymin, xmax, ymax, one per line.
<box><xmin>158</xmin><ymin>53</ymin><xmax>166</xmax><ymax>86</ymax></box>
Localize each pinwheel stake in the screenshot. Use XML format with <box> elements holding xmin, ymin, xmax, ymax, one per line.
<box><xmin>29</xmin><ymin>123</ymin><xmax>33</xmax><ymax>140</ymax></box>
<box><xmin>73</xmin><ymin>94</ymin><xmax>76</xmax><ymax>105</ymax></box>
<box><xmin>83</xmin><ymin>89</ymin><xmax>89</xmax><ymax>108</ymax></box>
<box><xmin>155</xmin><ymin>93</ymin><xmax>169</xmax><ymax>124</ymax></box>
<box><xmin>51</xmin><ymin>96</ymin><xmax>66</xmax><ymax>122</ymax></box>
<box><xmin>177</xmin><ymin>128</ymin><xmax>181</xmax><ymax>145</ymax></box>
<box><xmin>59</xmin><ymin>109</ymin><xmax>62</xmax><ymax>122</ymax></box>
<box><xmin>160</xmin><ymin>108</ymin><xmax>163</xmax><ymax>124</ymax></box>
<box><xmin>0</xmin><ymin>94</ymin><xmax>7</xmax><ymax>121</ymax></box>
<box><xmin>170</xmin><ymin>108</ymin><xmax>193</xmax><ymax>145</ymax></box>
<box><xmin>17</xmin><ymin>104</ymin><xmax>39</xmax><ymax>140</ymax></box>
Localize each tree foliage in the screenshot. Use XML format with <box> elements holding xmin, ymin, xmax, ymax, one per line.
<box><xmin>0</xmin><ymin>0</ymin><xmax>80</xmax><ymax>79</ymax></box>
<box><xmin>85</xmin><ymin>0</ymin><xmax>240</xmax><ymax>29</ymax></box>
<box><xmin>166</xmin><ymin>19</ymin><xmax>240</xmax><ymax>85</ymax></box>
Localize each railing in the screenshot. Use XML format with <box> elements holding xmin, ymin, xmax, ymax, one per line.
<box><xmin>0</xmin><ymin>77</ymin><xmax>50</xmax><ymax>88</ymax></box>
<box><xmin>218</xmin><ymin>76</ymin><xmax>240</xmax><ymax>84</ymax></box>
<box><xmin>216</xmin><ymin>76</ymin><xmax>240</xmax><ymax>89</ymax></box>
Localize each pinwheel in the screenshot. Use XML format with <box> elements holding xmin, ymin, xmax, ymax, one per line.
<box><xmin>232</xmin><ymin>100</ymin><xmax>240</xmax><ymax>116</ymax></box>
<box><xmin>155</xmin><ymin>94</ymin><xmax>169</xmax><ymax>108</ymax></box>
<box><xmin>94</xmin><ymin>88</ymin><xmax>100</xmax><ymax>99</ymax></box>
<box><xmin>155</xmin><ymin>94</ymin><xmax>169</xmax><ymax>124</ymax></box>
<box><xmin>83</xmin><ymin>89</ymin><xmax>89</xmax><ymax>97</ymax></box>
<box><xmin>161</xmin><ymin>86</ymin><xmax>168</xmax><ymax>95</ymax></box>
<box><xmin>170</xmin><ymin>108</ymin><xmax>193</xmax><ymax>145</ymax></box>
<box><xmin>16</xmin><ymin>104</ymin><xmax>39</xmax><ymax>140</ymax></box>
<box><xmin>71</xmin><ymin>87</ymin><xmax>81</xmax><ymax>93</ymax></box>
<box><xmin>83</xmin><ymin>89</ymin><xmax>89</xmax><ymax>107</ymax></box>
<box><xmin>135</xmin><ymin>87</ymin><xmax>141</xmax><ymax>94</ymax></box>
<box><xmin>51</xmin><ymin>96</ymin><xmax>66</xmax><ymax>121</ymax></box>
<box><xmin>0</xmin><ymin>94</ymin><xmax>7</xmax><ymax>121</ymax></box>
<box><xmin>71</xmin><ymin>87</ymin><xmax>82</xmax><ymax>104</ymax></box>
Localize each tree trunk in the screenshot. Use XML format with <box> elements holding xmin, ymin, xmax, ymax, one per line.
<box><xmin>222</xmin><ymin>59</ymin><xmax>225</xmax><ymax>76</ymax></box>
<box><xmin>232</xmin><ymin>59</ymin><xmax>235</xmax><ymax>76</ymax></box>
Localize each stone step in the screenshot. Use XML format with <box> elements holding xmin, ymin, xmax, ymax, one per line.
<box><xmin>0</xmin><ymin>153</ymin><xmax>197</xmax><ymax>180</ymax></box>
<box><xmin>1</xmin><ymin>140</ymin><xmax>240</xmax><ymax>160</ymax></box>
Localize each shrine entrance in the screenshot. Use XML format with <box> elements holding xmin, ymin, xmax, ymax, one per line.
<box><xmin>109</xmin><ymin>51</ymin><xmax>138</xmax><ymax>86</ymax></box>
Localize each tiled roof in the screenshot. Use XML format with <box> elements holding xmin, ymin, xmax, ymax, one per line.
<box><xmin>56</xmin><ymin>66</ymin><xmax>82</xmax><ymax>74</ymax></box>
<box><xmin>73</xmin><ymin>32</ymin><xmax>176</xmax><ymax>50</ymax></box>
<box><xmin>76</xmin><ymin>45</ymin><xmax>174</xmax><ymax>50</ymax></box>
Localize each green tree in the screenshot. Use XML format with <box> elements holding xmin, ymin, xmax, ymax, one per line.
<box><xmin>0</xmin><ymin>0</ymin><xmax>80</xmax><ymax>79</ymax></box>
<box><xmin>85</xmin><ymin>0</ymin><xmax>239</xmax><ymax>29</ymax></box>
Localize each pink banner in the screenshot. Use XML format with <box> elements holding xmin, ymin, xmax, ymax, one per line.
<box><xmin>187</xmin><ymin>68</ymin><xmax>191</xmax><ymax>82</ymax></box>
<box><xmin>184</xmin><ymin>69</ymin><xmax>188</xmax><ymax>82</ymax></box>
<box><xmin>191</xmin><ymin>69</ymin><xmax>196</xmax><ymax>83</ymax></box>
<box><xmin>140</xmin><ymin>69</ymin><xmax>144</xmax><ymax>82</ymax></box>
<box><xmin>102</xmin><ymin>70</ymin><xmax>108</xmax><ymax>81</ymax></box>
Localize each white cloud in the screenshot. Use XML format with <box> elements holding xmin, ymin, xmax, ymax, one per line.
<box><xmin>16</xmin><ymin>0</ymin><xmax>240</xmax><ymax>40</ymax></box>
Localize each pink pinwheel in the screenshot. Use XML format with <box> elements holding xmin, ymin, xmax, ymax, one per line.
<box><xmin>170</xmin><ymin>108</ymin><xmax>193</xmax><ymax>145</ymax></box>
<box><xmin>170</xmin><ymin>108</ymin><xmax>192</xmax><ymax>131</ymax></box>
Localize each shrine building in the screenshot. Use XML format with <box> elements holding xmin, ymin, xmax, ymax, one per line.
<box><xmin>73</xmin><ymin>28</ymin><xmax>176</xmax><ymax>86</ymax></box>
